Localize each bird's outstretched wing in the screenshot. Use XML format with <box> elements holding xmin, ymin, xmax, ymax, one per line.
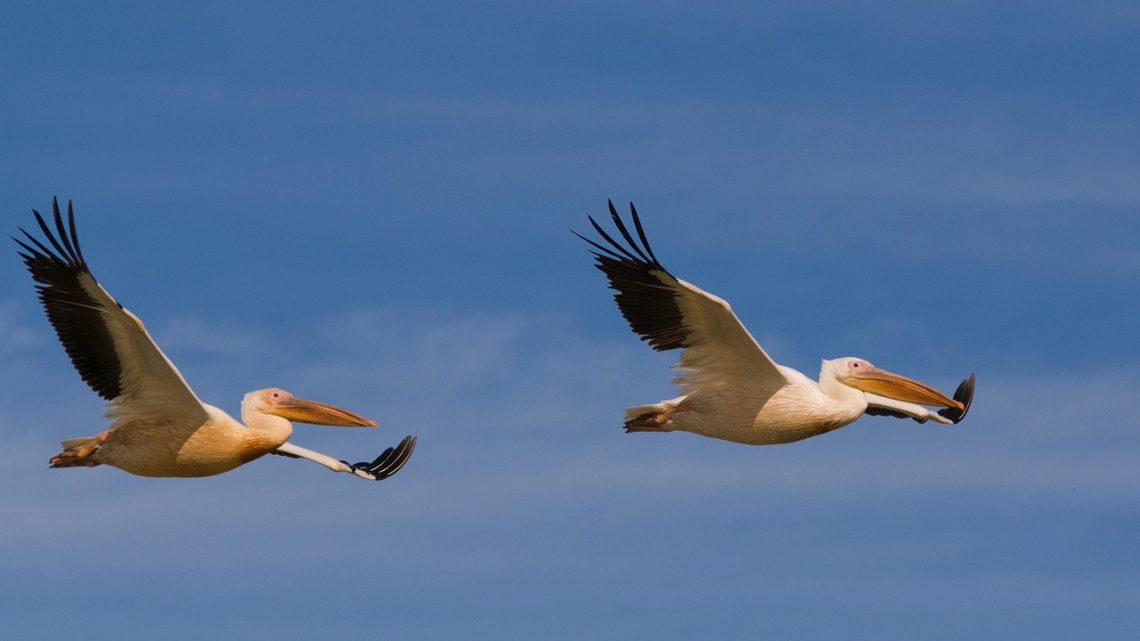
<box><xmin>865</xmin><ymin>373</ymin><xmax>975</xmax><ymax>424</ymax></box>
<box><xmin>577</xmin><ymin>201</ymin><xmax>789</xmax><ymax>395</ymax></box>
<box><xmin>14</xmin><ymin>198</ymin><xmax>208</xmax><ymax>427</ymax></box>
<box><xmin>272</xmin><ymin>435</ymin><xmax>417</xmax><ymax>481</ymax></box>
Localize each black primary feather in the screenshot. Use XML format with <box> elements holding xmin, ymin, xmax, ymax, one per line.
<box><xmin>14</xmin><ymin>198</ymin><xmax>124</xmax><ymax>401</ymax></box>
<box><xmin>937</xmin><ymin>373</ymin><xmax>975</xmax><ymax>424</ymax></box>
<box><xmin>576</xmin><ymin>201</ymin><xmax>688</xmax><ymax>352</ymax></box>
<box><xmin>345</xmin><ymin>435</ymin><xmax>417</xmax><ymax>481</ymax></box>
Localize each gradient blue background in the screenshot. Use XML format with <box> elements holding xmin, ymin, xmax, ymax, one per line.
<box><xmin>2</xmin><ymin>2</ymin><xmax>1138</xmax><ymax>639</ymax></box>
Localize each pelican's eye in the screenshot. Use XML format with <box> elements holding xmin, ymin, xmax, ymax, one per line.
<box><xmin>851</xmin><ymin>362</ymin><xmax>860</xmax><ymax>368</ymax></box>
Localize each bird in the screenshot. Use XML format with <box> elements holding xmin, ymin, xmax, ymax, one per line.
<box><xmin>14</xmin><ymin>197</ymin><xmax>416</xmax><ymax>480</ymax></box>
<box><xmin>577</xmin><ymin>201</ymin><xmax>975</xmax><ymax>445</ymax></box>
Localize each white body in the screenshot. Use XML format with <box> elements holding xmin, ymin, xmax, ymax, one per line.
<box><xmin>18</xmin><ymin>199</ymin><xmax>414</xmax><ymax>481</ymax></box>
<box><xmin>582</xmin><ymin>202</ymin><xmax>965</xmax><ymax>446</ymax></box>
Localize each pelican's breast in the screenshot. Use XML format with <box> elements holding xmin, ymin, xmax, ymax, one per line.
<box><xmin>751</xmin><ymin>381</ymin><xmax>865</xmax><ymax>443</ymax></box>
<box><xmin>95</xmin><ymin>414</ymin><xmax>283</xmax><ymax>478</ymax></box>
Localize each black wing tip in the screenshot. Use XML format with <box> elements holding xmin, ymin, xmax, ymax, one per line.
<box><xmin>17</xmin><ymin>198</ymin><xmax>121</xmax><ymax>401</ymax></box>
<box><xmin>938</xmin><ymin>372</ymin><xmax>976</xmax><ymax>424</ymax></box>
<box><xmin>576</xmin><ymin>200</ymin><xmax>688</xmax><ymax>352</ymax></box>
<box><xmin>12</xmin><ymin>233</ymin><xmax>37</xmax><ymax>257</ymax></box>
<box><xmin>354</xmin><ymin>434</ymin><xmax>417</xmax><ymax>481</ymax></box>
<box><xmin>18</xmin><ymin>197</ymin><xmax>86</xmax><ymax>269</ymax></box>
<box><xmin>575</xmin><ymin>199</ymin><xmax>667</xmax><ymax>271</ymax></box>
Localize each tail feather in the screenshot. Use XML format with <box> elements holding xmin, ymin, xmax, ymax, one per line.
<box><xmin>623</xmin><ymin>403</ymin><xmax>662</xmax><ymax>421</ymax></box>
<box><xmin>50</xmin><ymin>436</ymin><xmax>102</xmax><ymax>468</ymax></box>
<box><xmin>60</xmin><ymin>437</ymin><xmax>95</xmax><ymax>450</ymax></box>
<box><xmin>623</xmin><ymin>400</ymin><xmax>680</xmax><ymax>432</ymax></box>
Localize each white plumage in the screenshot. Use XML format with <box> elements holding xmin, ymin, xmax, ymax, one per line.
<box><xmin>16</xmin><ymin>198</ymin><xmax>416</xmax><ymax>480</ymax></box>
<box><xmin>579</xmin><ymin>201</ymin><xmax>974</xmax><ymax>445</ymax></box>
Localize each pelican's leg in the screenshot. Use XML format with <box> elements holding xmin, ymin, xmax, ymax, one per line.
<box><xmin>49</xmin><ymin>430</ymin><xmax>110</xmax><ymax>468</ymax></box>
<box><xmin>624</xmin><ymin>397</ymin><xmax>690</xmax><ymax>432</ymax></box>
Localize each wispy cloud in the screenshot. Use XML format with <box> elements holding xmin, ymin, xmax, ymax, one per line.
<box><xmin>13</xmin><ymin>303</ymin><xmax>1130</xmax><ymax>507</ymax></box>
<box><xmin>1</xmin><ymin>303</ymin><xmax>1136</xmax><ymax>639</ymax></box>
<box><xmin>151</xmin><ymin>315</ymin><xmax>271</xmax><ymax>355</ymax></box>
<box><xmin>0</xmin><ymin>300</ymin><xmax>43</xmax><ymax>353</ymax></box>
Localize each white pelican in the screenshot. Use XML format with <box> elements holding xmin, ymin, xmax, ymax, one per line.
<box><xmin>15</xmin><ymin>198</ymin><xmax>416</xmax><ymax>480</ymax></box>
<box><xmin>578</xmin><ymin>201</ymin><xmax>974</xmax><ymax>445</ymax></box>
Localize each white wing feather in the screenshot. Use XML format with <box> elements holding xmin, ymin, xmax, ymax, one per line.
<box><xmin>669</xmin><ymin>276</ymin><xmax>788</xmax><ymax>395</ymax></box>
<box><xmin>93</xmin><ymin>284</ymin><xmax>208</xmax><ymax>426</ymax></box>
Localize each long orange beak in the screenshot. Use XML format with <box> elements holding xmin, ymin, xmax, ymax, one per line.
<box><xmin>844</xmin><ymin>367</ymin><xmax>964</xmax><ymax>410</ymax></box>
<box><xmin>267</xmin><ymin>396</ymin><xmax>377</xmax><ymax>427</ymax></box>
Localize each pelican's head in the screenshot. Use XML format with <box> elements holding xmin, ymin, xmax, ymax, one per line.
<box><xmin>242</xmin><ymin>388</ymin><xmax>377</xmax><ymax>427</ymax></box>
<box><xmin>826</xmin><ymin>357</ymin><xmax>964</xmax><ymax>409</ymax></box>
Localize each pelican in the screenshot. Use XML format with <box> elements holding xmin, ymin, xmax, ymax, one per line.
<box><xmin>578</xmin><ymin>201</ymin><xmax>974</xmax><ymax>445</ymax></box>
<box><xmin>15</xmin><ymin>198</ymin><xmax>416</xmax><ymax>480</ymax></box>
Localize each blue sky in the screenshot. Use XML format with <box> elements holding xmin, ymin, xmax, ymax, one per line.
<box><xmin>1</xmin><ymin>1</ymin><xmax>1138</xmax><ymax>639</ymax></box>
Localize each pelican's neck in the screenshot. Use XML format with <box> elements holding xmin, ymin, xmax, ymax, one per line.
<box><xmin>818</xmin><ymin>362</ymin><xmax>868</xmax><ymax>413</ymax></box>
<box><xmin>240</xmin><ymin>404</ymin><xmax>294</xmax><ymax>447</ymax></box>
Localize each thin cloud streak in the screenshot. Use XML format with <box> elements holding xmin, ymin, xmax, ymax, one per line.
<box><xmin>152</xmin><ymin>315</ymin><xmax>271</xmax><ymax>354</ymax></box>
<box><xmin>0</xmin><ymin>299</ymin><xmax>44</xmax><ymax>352</ymax></box>
<box><xmin>3</xmin><ymin>3</ymin><xmax>1138</xmax><ymax>634</ymax></box>
<box><xmin>6</xmin><ymin>306</ymin><xmax>1131</xmax><ymax>515</ymax></box>
<box><xmin>1</xmin><ymin>305</ymin><xmax>1136</xmax><ymax>640</ymax></box>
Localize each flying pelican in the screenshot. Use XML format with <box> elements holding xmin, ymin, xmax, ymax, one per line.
<box><xmin>15</xmin><ymin>198</ymin><xmax>416</xmax><ymax>480</ymax></box>
<box><xmin>578</xmin><ymin>201</ymin><xmax>974</xmax><ymax>445</ymax></box>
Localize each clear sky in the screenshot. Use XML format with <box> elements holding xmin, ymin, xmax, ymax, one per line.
<box><xmin>1</xmin><ymin>2</ymin><xmax>1138</xmax><ymax>639</ymax></box>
